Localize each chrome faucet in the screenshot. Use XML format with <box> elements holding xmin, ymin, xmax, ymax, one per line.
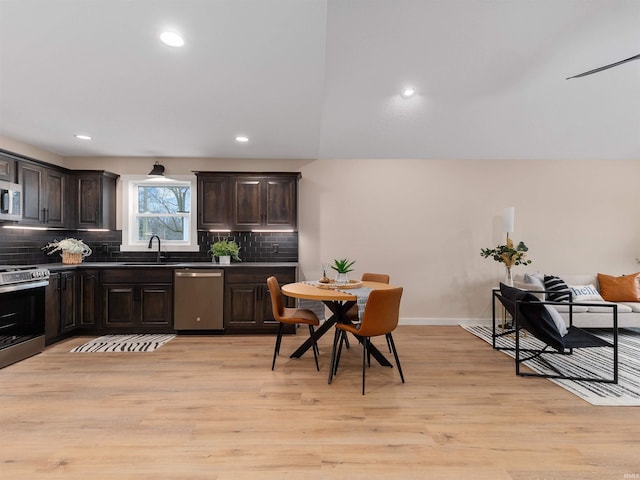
<box><xmin>148</xmin><ymin>235</ymin><xmax>162</xmax><ymax>263</ymax></box>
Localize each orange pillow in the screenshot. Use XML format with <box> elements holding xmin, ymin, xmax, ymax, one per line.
<box><xmin>597</xmin><ymin>272</ymin><xmax>640</xmax><ymax>302</ymax></box>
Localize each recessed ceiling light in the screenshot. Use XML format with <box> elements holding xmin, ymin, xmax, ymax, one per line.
<box><xmin>74</xmin><ymin>134</ymin><xmax>92</xmax><ymax>140</ymax></box>
<box><xmin>401</xmin><ymin>87</ymin><xmax>416</xmax><ymax>98</ymax></box>
<box><xmin>235</xmin><ymin>136</ymin><xmax>249</xmax><ymax>143</ymax></box>
<box><xmin>160</xmin><ymin>31</ymin><xmax>185</xmax><ymax>47</ymax></box>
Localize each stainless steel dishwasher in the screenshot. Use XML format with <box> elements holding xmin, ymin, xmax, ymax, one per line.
<box><xmin>174</xmin><ymin>269</ymin><xmax>224</xmax><ymax>330</ymax></box>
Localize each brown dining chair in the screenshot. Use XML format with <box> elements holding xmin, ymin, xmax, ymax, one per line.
<box><xmin>346</xmin><ymin>273</ymin><xmax>391</xmax><ymax>351</ymax></box>
<box><xmin>329</xmin><ymin>286</ymin><xmax>404</xmax><ymax>395</ymax></box>
<box><xmin>267</xmin><ymin>276</ymin><xmax>320</xmax><ymax>371</ymax></box>
<box><xmin>346</xmin><ymin>272</ymin><xmax>390</xmax><ymax>321</ymax></box>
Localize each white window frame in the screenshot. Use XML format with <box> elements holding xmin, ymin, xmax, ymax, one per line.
<box><xmin>120</xmin><ymin>174</ymin><xmax>198</xmax><ymax>252</ymax></box>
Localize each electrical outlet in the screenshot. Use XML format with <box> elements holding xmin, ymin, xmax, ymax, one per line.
<box><xmin>272</xmin><ymin>243</ymin><xmax>279</xmax><ymax>253</ymax></box>
<box><xmin>101</xmin><ymin>243</ymin><xmax>109</xmax><ymax>253</ymax></box>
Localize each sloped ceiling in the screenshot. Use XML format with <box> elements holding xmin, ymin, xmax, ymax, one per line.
<box><xmin>0</xmin><ymin>0</ymin><xmax>638</xmax><ymax>160</ymax></box>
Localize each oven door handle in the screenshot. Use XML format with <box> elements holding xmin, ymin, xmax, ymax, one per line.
<box><xmin>0</xmin><ymin>279</ymin><xmax>49</xmax><ymax>294</ymax></box>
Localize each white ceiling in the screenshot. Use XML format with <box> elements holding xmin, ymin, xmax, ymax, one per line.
<box><xmin>0</xmin><ymin>0</ymin><xmax>638</xmax><ymax>160</ymax></box>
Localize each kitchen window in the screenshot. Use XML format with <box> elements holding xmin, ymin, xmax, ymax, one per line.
<box><xmin>120</xmin><ymin>175</ymin><xmax>198</xmax><ymax>252</ymax></box>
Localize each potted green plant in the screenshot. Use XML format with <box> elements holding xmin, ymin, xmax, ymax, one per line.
<box><xmin>331</xmin><ymin>258</ymin><xmax>355</xmax><ymax>284</ymax></box>
<box><xmin>209</xmin><ymin>239</ymin><xmax>241</xmax><ymax>265</ymax></box>
<box><xmin>480</xmin><ymin>237</ymin><xmax>531</xmax><ymax>285</ymax></box>
<box><xmin>42</xmin><ymin>238</ymin><xmax>92</xmax><ymax>264</ymax></box>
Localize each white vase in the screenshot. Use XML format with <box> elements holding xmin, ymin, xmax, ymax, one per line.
<box><xmin>335</xmin><ymin>272</ymin><xmax>349</xmax><ymax>285</ymax></box>
<box><xmin>219</xmin><ymin>255</ymin><xmax>231</xmax><ymax>265</ymax></box>
<box><xmin>504</xmin><ymin>267</ymin><xmax>513</xmax><ymax>287</ymax></box>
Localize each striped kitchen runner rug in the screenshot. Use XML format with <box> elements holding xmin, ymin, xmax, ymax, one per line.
<box><xmin>70</xmin><ymin>334</ymin><xmax>175</xmax><ymax>353</ymax></box>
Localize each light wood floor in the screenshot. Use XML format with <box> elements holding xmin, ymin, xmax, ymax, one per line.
<box><xmin>1</xmin><ymin>326</ymin><xmax>639</xmax><ymax>479</ymax></box>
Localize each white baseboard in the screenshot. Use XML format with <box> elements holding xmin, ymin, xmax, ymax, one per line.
<box><xmin>398</xmin><ymin>317</ymin><xmax>492</xmax><ymax>326</ymax></box>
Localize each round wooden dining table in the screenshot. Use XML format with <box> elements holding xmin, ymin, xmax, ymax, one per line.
<box><xmin>281</xmin><ymin>280</ymin><xmax>397</xmax><ymax>369</ymax></box>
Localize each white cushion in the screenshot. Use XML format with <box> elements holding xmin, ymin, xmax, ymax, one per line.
<box><xmin>544</xmin><ymin>305</ymin><xmax>568</xmax><ymax>336</ymax></box>
<box><xmin>552</xmin><ymin>304</ymin><xmax>589</xmax><ymax>313</ymax></box>
<box><xmin>569</xmin><ymin>284</ymin><xmax>604</xmax><ymax>302</ymax></box>
<box><xmin>619</xmin><ymin>302</ymin><xmax>640</xmax><ymax>313</ymax></box>
<box><xmin>586</xmin><ymin>302</ymin><xmax>633</xmax><ymax>314</ymax></box>
<box><xmin>558</xmin><ymin>274</ymin><xmax>599</xmax><ymax>288</ymax></box>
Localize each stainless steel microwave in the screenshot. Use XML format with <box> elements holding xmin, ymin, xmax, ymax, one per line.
<box><xmin>0</xmin><ymin>180</ymin><xmax>21</xmax><ymax>221</ymax></box>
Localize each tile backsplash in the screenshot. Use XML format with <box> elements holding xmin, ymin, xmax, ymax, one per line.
<box><xmin>0</xmin><ymin>228</ymin><xmax>298</xmax><ymax>265</ymax></box>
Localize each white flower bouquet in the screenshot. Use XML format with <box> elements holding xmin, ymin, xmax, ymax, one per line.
<box><xmin>43</xmin><ymin>238</ymin><xmax>92</xmax><ymax>264</ymax></box>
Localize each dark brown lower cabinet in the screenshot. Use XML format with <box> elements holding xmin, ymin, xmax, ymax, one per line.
<box><xmin>102</xmin><ymin>268</ymin><xmax>173</xmax><ymax>332</ymax></box>
<box><xmin>224</xmin><ymin>266</ymin><xmax>296</xmax><ymax>334</ymax></box>
<box><xmin>44</xmin><ymin>270</ymin><xmax>77</xmax><ymax>345</ymax></box>
<box><xmin>78</xmin><ymin>269</ymin><xmax>99</xmax><ymax>330</ymax></box>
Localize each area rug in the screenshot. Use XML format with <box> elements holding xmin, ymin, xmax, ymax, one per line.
<box><xmin>70</xmin><ymin>334</ymin><xmax>176</xmax><ymax>353</ymax></box>
<box><xmin>462</xmin><ymin>325</ymin><xmax>640</xmax><ymax>406</ymax></box>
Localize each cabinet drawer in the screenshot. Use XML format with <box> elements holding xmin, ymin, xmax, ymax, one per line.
<box><xmin>102</xmin><ymin>269</ymin><xmax>173</xmax><ymax>284</ymax></box>
<box><xmin>224</xmin><ymin>267</ymin><xmax>296</xmax><ymax>284</ymax></box>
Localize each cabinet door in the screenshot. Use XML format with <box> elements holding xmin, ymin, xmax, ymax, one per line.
<box><xmin>264</xmin><ymin>177</ymin><xmax>297</xmax><ymax>229</ymax></box>
<box><xmin>197</xmin><ymin>175</ymin><xmax>231</xmax><ymax>229</ymax></box>
<box><xmin>18</xmin><ymin>163</ymin><xmax>68</xmax><ymax>227</ymax></box>
<box><xmin>103</xmin><ymin>285</ymin><xmax>137</xmax><ymax>328</ymax></box>
<box><xmin>74</xmin><ymin>172</ymin><xmax>118</xmax><ymax>229</ymax></box>
<box><xmin>0</xmin><ymin>155</ymin><xmax>15</xmax><ymax>181</ymax></box>
<box><xmin>224</xmin><ymin>283</ymin><xmax>259</xmax><ymax>330</ymax></box>
<box><xmin>44</xmin><ymin>274</ymin><xmax>61</xmax><ymax>345</ymax></box>
<box><xmin>43</xmin><ymin>168</ymin><xmax>67</xmax><ymax>227</ymax></box>
<box><xmin>76</xmin><ymin>175</ymin><xmax>101</xmax><ymax>227</ymax></box>
<box><xmin>18</xmin><ymin>162</ymin><xmax>43</xmax><ymax>224</ymax></box>
<box><xmin>60</xmin><ymin>271</ymin><xmax>77</xmax><ymax>333</ymax></box>
<box><xmin>232</xmin><ymin>177</ymin><xmax>263</xmax><ymax>229</ymax></box>
<box><xmin>139</xmin><ymin>285</ymin><xmax>172</xmax><ymax>327</ymax></box>
<box><xmin>79</xmin><ymin>269</ymin><xmax>99</xmax><ymax>329</ymax></box>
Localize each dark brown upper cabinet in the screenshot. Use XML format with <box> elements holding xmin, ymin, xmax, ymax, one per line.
<box><xmin>196</xmin><ymin>172</ymin><xmax>299</xmax><ymax>232</ymax></box>
<box><xmin>197</xmin><ymin>173</ymin><xmax>232</xmax><ymax>230</ymax></box>
<box><xmin>0</xmin><ymin>153</ymin><xmax>15</xmax><ymax>182</ymax></box>
<box><xmin>18</xmin><ymin>161</ymin><xmax>68</xmax><ymax>227</ymax></box>
<box><xmin>72</xmin><ymin>171</ymin><xmax>119</xmax><ymax>230</ymax></box>
<box><xmin>231</xmin><ymin>174</ymin><xmax>299</xmax><ymax>231</ymax></box>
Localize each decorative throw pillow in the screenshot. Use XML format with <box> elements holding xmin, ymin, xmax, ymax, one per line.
<box><xmin>544</xmin><ymin>305</ymin><xmax>568</xmax><ymax>336</ymax></box>
<box><xmin>544</xmin><ymin>275</ymin><xmax>571</xmax><ymax>302</ymax></box>
<box><xmin>569</xmin><ymin>284</ymin><xmax>605</xmax><ymax>302</ymax></box>
<box><xmin>597</xmin><ymin>272</ymin><xmax>640</xmax><ymax>302</ymax></box>
<box><xmin>524</xmin><ymin>272</ymin><xmax>545</xmax><ymax>289</ymax></box>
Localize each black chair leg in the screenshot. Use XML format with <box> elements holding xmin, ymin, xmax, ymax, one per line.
<box><xmin>334</xmin><ymin>330</ymin><xmax>346</xmax><ymax>376</ymax></box>
<box><xmin>328</xmin><ymin>326</ymin><xmax>341</xmax><ymax>384</ymax></box>
<box><xmin>387</xmin><ymin>333</ymin><xmax>404</xmax><ymax>383</ymax></box>
<box><xmin>272</xmin><ymin>322</ymin><xmax>284</xmax><ymax>370</ymax></box>
<box><xmin>362</xmin><ymin>336</ymin><xmax>368</xmax><ymax>395</ymax></box>
<box><xmin>386</xmin><ymin>335</ymin><xmax>392</xmax><ymax>353</ymax></box>
<box><xmin>309</xmin><ymin>325</ymin><xmax>319</xmax><ymax>371</ymax></box>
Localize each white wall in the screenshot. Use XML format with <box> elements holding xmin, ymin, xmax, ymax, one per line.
<box><xmin>5</xmin><ymin>139</ymin><xmax>640</xmax><ymax>324</ymax></box>
<box><xmin>0</xmin><ymin>134</ymin><xmax>65</xmax><ymax>166</ymax></box>
<box><xmin>298</xmin><ymin>158</ymin><xmax>640</xmax><ymax>323</ymax></box>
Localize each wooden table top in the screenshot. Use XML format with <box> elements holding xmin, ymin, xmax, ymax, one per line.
<box><xmin>281</xmin><ymin>281</ymin><xmax>396</xmax><ymax>301</ymax></box>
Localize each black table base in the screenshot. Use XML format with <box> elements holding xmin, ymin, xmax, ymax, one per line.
<box><xmin>289</xmin><ymin>299</ymin><xmax>393</xmax><ymax>369</ymax></box>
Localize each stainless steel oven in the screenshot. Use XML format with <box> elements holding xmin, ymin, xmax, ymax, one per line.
<box><xmin>0</xmin><ymin>180</ymin><xmax>22</xmax><ymax>221</ymax></box>
<box><xmin>0</xmin><ymin>266</ymin><xmax>50</xmax><ymax>369</ymax></box>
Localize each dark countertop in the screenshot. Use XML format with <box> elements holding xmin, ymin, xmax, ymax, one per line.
<box><xmin>39</xmin><ymin>262</ymin><xmax>298</xmax><ymax>272</ymax></box>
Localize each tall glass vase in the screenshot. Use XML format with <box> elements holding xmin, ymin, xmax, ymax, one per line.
<box><xmin>504</xmin><ymin>266</ymin><xmax>513</xmax><ymax>287</ymax></box>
